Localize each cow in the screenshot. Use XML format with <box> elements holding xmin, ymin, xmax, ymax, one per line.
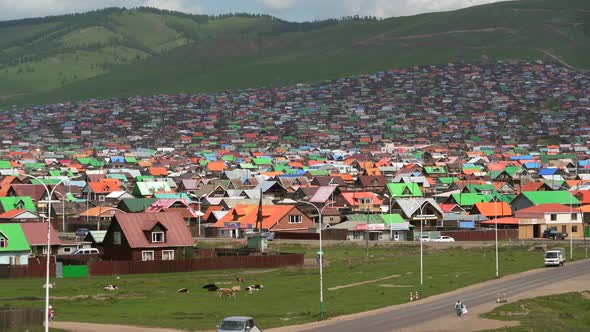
<box><xmin>202</xmin><ymin>284</ymin><xmax>218</xmax><ymax>291</ymax></box>
<box><xmin>217</xmin><ymin>288</ymin><xmax>236</xmax><ymax>299</ymax></box>
<box><xmin>103</xmin><ymin>284</ymin><xmax>119</xmax><ymax>291</ymax></box>
<box><xmin>177</xmin><ymin>288</ymin><xmax>189</xmax><ymax>293</ymax></box>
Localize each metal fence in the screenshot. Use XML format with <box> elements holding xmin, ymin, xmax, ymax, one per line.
<box><xmin>441</xmin><ymin>229</ymin><xmax>519</xmax><ymax>241</ymax></box>
<box><xmin>0</xmin><ymin>308</ymin><xmax>44</xmax><ymax>332</ymax></box>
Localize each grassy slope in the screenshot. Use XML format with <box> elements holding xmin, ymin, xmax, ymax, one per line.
<box><xmin>481</xmin><ymin>292</ymin><xmax>590</xmax><ymax>331</ymax></box>
<box><xmin>0</xmin><ymin>0</ymin><xmax>589</xmax><ymax>106</ymax></box>
<box><xmin>1</xmin><ymin>244</ymin><xmax>585</xmax><ymax>331</ymax></box>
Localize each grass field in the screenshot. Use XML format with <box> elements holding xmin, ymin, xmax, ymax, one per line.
<box><xmin>0</xmin><ymin>0</ymin><xmax>589</xmax><ymax>107</ymax></box>
<box><xmin>2</xmin><ymin>243</ymin><xmax>585</xmax><ymax>331</ymax></box>
<box><xmin>481</xmin><ymin>291</ymin><xmax>590</xmax><ymax>331</ymax></box>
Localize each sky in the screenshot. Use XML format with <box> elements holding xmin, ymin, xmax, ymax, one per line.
<box><xmin>0</xmin><ymin>0</ymin><xmax>507</xmax><ymax>22</ymax></box>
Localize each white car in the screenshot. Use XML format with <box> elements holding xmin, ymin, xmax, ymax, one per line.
<box><xmin>432</xmin><ymin>236</ymin><xmax>455</xmax><ymax>242</ymax></box>
<box><xmin>417</xmin><ymin>235</ymin><xmax>431</xmax><ymax>242</ymax></box>
<box><xmin>217</xmin><ymin>316</ymin><xmax>262</xmax><ymax>332</ymax></box>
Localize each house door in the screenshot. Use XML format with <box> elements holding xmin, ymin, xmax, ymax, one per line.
<box><xmin>533</xmin><ymin>225</ymin><xmax>540</xmax><ymax>238</ymax></box>
<box><xmin>394</xmin><ymin>231</ymin><xmax>400</xmax><ymax>241</ymax></box>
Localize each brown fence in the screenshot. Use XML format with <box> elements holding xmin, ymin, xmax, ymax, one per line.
<box><xmin>0</xmin><ymin>308</ymin><xmax>44</xmax><ymax>331</ymax></box>
<box><xmin>88</xmin><ymin>253</ymin><xmax>304</xmax><ymax>276</ymax></box>
<box><xmin>0</xmin><ymin>257</ymin><xmax>56</xmax><ymax>279</ymax></box>
<box><xmin>441</xmin><ymin>229</ymin><xmax>519</xmax><ymax>241</ymax></box>
<box><xmin>273</xmin><ymin>229</ymin><xmax>348</xmax><ymax>241</ymax></box>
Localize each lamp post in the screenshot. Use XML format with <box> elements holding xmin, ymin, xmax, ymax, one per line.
<box><xmin>190</xmin><ymin>194</ymin><xmax>207</xmax><ymax>237</ymax></box>
<box><xmin>558</xmin><ymin>186</ymin><xmax>575</xmax><ymax>261</ymax></box>
<box><xmin>24</xmin><ymin>173</ymin><xmax>80</xmax><ymax>332</ymax></box>
<box><xmin>384</xmin><ymin>194</ymin><xmax>395</xmax><ymax>239</ymax></box>
<box><xmin>297</xmin><ymin>200</ymin><xmax>334</xmax><ymax>320</ymax></box>
<box><xmin>415</xmin><ymin>202</ymin><xmax>427</xmax><ymax>298</ymax></box>
<box><xmin>482</xmin><ymin>193</ymin><xmax>500</xmax><ymax>278</ymax></box>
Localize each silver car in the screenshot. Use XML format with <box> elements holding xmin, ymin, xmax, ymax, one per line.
<box><xmin>217</xmin><ymin>316</ymin><xmax>262</xmax><ymax>332</ymax></box>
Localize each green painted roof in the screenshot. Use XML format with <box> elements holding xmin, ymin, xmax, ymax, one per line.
<box><xmin>306</xmin><ymin>169</ymin><xmax>329</xmax><ymax>176</ymax></box>
<box><xmin>451</xmin><ymin>193</ymin><xmax>491</xmax><ymax>206</ymax></box>
<box><xmin>522</xmin><ymin>191</ymin><xmax>580</xmax><ymax>205</ymax></box>
<box><xmin>437</xmin><ymin>177</ymin><xmax>456</xmax><ymax>185</ymax></box>
<box><xmin>0</xmin><ymin>224</ymin><xmax>30</xmax><ymax>252</ymax></box>
<box><xmin>125</xmin><ymin>157</ymin><xmax>137</xmax><ymax>163</ymax></box>
<box><xmin>345</xmin><ymin>214</ymin><xmax>384</xmax><ymax>223</ymax></box>
<box><xmin>424</xmin><ymin>166</ymin><xmax>446</xmax><ymax>174</ymax></box>
<box><xmin>382</xmin><ymin>214</ymin><xmax>405</xmax><ymax>225</ymax></box>
<box><xmin>0</xmin><ymin>196</ymin><xmax>37</xmax><ymax>212</ymax></box>
<box><xmin>118</xmin><ymin>198</ymin><xmax>157</xmax><ymax>212</ymax></box>
<box><xmin>387</xmin><ymin>183</ymin><xmax>423</xmax><ymax>197</ymax></box>
<box><xmin>252</xmin><ymin>158</ymin><xmax>272</xmax><ymax>165</ymax></box>
<box><xmin>0</xmin><ymin>160</ymin><xmax>11</xmax><ymax>169</ymax></box>
<box><xmin>239</xmin><ymin>163</ymin><xmax>256</xmax><ymax>169</ymax></box>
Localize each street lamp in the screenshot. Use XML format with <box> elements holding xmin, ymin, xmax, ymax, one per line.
<box><xmin>410</xmin><ymin>199</ymin><xmax>434</xmax><ymax>298</ymax></box>
<box><xmin>557</xmin><ymin>186</ymin><xmax>576</xmax><ymax>261</ymax></box>
<box><xmin>384</xmin><ymin>194</ymin><xmax>395</xmax><ymax>239</ymax></box>
<box><xmin>482</xmin><ymin>193</ymin><xmax>500</xmax><ymax>278</ymax></box>
<box><xmin>297</xmin><ymin>200</ymin><xmax>334</xmax><ymax>320</ymax></box>
<box><xmin>24</xmin><ymin>173</ymin><xmax>80</xmax><ymax>332</ymax></box>
<box><xmin>190</xmin><ymin>194</ymin><xmax>207</xmax><ymax>237</ymax></box>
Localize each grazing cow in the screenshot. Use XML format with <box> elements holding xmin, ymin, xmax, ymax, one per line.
<box><xmin>177</xmin><ymin>288</ymin><xmax>190</xmax><ymax>293</ymax></box>
<box><xmin>245</xmin><ymin>284</ymin><xmax>263</xmax><ymax>292</ymax></box>
<box><xmin>43</xmin><ymin>282</ymin><xmax>56</xmax><ymax>289</ymax></box>
<box><xmin>231</xmin><ymin>285</ymin><xmax>241</xmax><ymax>292</ymax></box>
<box><xmin>202</xmin><ymin>284</ymin><xmax>218</xmax><ymax>291</ymax></box>
<box><xmin>236</xmin><ymin>277</ymin><xmax>245</xmax><ymax>283</ymax></box>
<box><xmin>217</xmin><ymin>288</ymin><xmax>236</xmax><ymax>299</ymax></box>
<box><xmin>103</xmin><ymin>284</ymin><xmax>119</xmax><ymax>291</ymax></box>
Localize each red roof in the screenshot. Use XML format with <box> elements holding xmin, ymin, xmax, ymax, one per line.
<box><xmin>20</xmin><ymin>222</ymin><xmax>61</xmax><ymax>246</ymax></box>
<box><xmin>480</xmin><ymin>217</ymin><xmax>519</xmax><ymax>225</ymax></box>
<box><xmin>113</xmin><ymin>212</ymin><xmax>194</xmax><ymax>248</ymax></box>
<box><xmin>515</xmin><ymin>204</ymin><xmax>573</xmax><ymax>218</ymax></box>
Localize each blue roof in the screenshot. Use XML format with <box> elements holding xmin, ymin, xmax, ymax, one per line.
<box><xmin>524</xmin><ymin>162</ymin><xmax>542</xmax><ymax>169</ymax></box>
<box><xmin>538</xmin><ymin>168</ymin><xmax>558</xmax><ymax>176</ymax></box>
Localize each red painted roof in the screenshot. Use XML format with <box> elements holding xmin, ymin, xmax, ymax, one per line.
<box><xmin>481</xmin><ymin>217</ymin><xmax>519</xmax><ymax>225</ymax></box>
<box><xmin>20</xmin><ymin>222</ymin><xmax>61</xmax><ymax>246</ymax></box>
<box><xmin>114</xmin><ymin>212</ymin><xmax>194</xmax><ymax>249</ymax></box>
<box><xmin>515</xmin><ymin>204</ymin><xmax>573</xmax><ymax>218</ymax></box>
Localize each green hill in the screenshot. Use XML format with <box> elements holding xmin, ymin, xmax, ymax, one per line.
<box><xmin>1</xmin><ymin>0</ymin><xmax>589</xmax><ymax>107</ymax></box>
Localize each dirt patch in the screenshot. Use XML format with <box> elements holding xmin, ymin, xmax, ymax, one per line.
<box><xmin>582</xmin><ymin>291</ymin><xmax>590</xmax><ymax>300</ymax></box>
<box><xmin>354</xmin><ymin>28</ymin><xmax>517</xmax><ymax>47</ymax></box>
<box><xmin>378</xmin><ymin>284</ymin><xmax>413</xmax><ymax>288</ymax></box>
<box><xmin>328</xmin><ymin>274</ymin><xmax>400</xmax><ymax>291</ymax></box>
<box><xmin>497</xmin><ymin>304</ymin><xmax>530</xmax><ymax>317</ymax></box>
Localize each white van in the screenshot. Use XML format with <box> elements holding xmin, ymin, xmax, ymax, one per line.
<box><xmin>73</xmin><ymin>248</ymin><xmax>100</xmax><ymax>255</ymax></box>
<box><xmin>544</xmin><ymin>248</ymin><xmax>565</xmax><ymax>267</ymax></box>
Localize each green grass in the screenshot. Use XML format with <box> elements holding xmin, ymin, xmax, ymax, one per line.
<box><xmin>0</xmin><ymin>244</ymin><xmax>579</xmax><ymax>331</ymax></box>
<box><xmin>481</xmin><ymin>292</ymin><xmax>590</xmax><ymax>331</ymax></box>
<box><xmin>0</xmin><ymin>0</ymin><xmax>589</xmax><ymax>106</ymax></box>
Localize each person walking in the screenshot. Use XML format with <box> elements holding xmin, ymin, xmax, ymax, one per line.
<box><xmin>461</xmin><ymin>302</ymin><xmax>468</xmax><ymax>315</ymax></box>
<box><xmin>455</xmin><ymin>300</ymin><xmax>462</xmax><ymax>317</ymax></box>
<box><xmin>48</xmin><ymin>305</ymin><xmax>55</xmax><ymax>321</ymax></box>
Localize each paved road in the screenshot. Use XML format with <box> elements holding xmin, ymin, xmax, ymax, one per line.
<box><xmin>295</xmin><ymin>259</ymin><xmax>590</xmax><ymax>332</ymax></box>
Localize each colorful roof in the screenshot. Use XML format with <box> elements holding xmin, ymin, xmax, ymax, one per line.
<box><xmin>113</xmin><ymin>212</ymin><xmax>194</xmax><ymax>248</ymax></box>
<box><xmin>0</xmin><ymin>223</ymin><xmax>30</xmax><ymax>252</ymax></box>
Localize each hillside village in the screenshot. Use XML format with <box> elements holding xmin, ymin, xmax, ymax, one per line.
<box><xmin>0</xmin><ymin>59</ymin><xmax>589</xmax><ymax>268</ymax></box>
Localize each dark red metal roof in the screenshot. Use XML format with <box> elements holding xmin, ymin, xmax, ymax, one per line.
<box><xmin>20</xmin><ymin>222</ymin><xmax>61</xmax><ymax>246</ymax></box>
<box><xmin>114</xmin><ymin>212</ymin><xmax>194</xmax><ymax>249</ymax></box>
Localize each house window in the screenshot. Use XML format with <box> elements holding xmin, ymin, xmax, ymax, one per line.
<box><xmin>63</xmin><ymin>247</ymin><xmax>72</xmax><ymax>254</ymax></box>
<box><xmin>571</xmin><ymin>213</ymin><xmax>577</xmax><ymax>221</ymax></box>
<box><xmin>151</xmin><ymin>232</ymin><xmax>165</xmax><ymax>243</ymax></box>
<box><xmin>289</xmin><ymin>215</ymin><xmax>302</xmax><ymax>224</ymax></box>
<box><xmin>0</xmin><ymin>237</ymin><xmax>7</xmax><ymax>248</ymax></box>
<box><xmin>572</xmin><ymin>226</ymin><xmax>578</xmax><ymax>233</ymax></box>
<box><xmin>162</xmin><ymin>250</ymin><xmax>175</xmax><ymax>261</ymax></box>
<box><xmin>42</xmin><ymin>246</ymin><xmax>48</xmax><ymax>254</ymax></box>
<box><xmin>142</xmin><ymin>251</ymin><xmax>154</xmax><ymax>261</ymax></box>
<box><xmin>550</xmin><ymin>214</ymin><xmax>557</xmax><ymax>221</ymax></box>
<box><xmin>114</xmin><ymin>231</ymin><xmax>121</xmax><ymax>245</ymax></box>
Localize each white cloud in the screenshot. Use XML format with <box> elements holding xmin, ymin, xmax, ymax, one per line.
<box><xmin>258</xmin><ymin>0</ymin><xmax>297</xmax><ymax>12</ymax></box>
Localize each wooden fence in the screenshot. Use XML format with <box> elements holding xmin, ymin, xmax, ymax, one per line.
<box><xmin>273</xmin><ymin>229</ymin><xmax>348</xmax><ymax>241</ymax></box>
<box><xmin>89</xmin><ymin>253</ymin><xmax>304</xmax><ymax>276</ymax></box>
<box><xmin>441</xmin><ymin>229</ymin><xmax>519</xmax><ymax>241</ymax></box>
<box><xmin>0</xmin><ymin>308</ymin><xmax>44</xmax><ymax>332</ymax></box>
<box><xmin>0</xmin><ymin>257</ymin><xmax>56</xmax><ymax>279</ymax></box>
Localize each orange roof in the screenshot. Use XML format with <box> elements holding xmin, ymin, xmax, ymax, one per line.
<box><xmin>148</xmin><ymin>167</ymin><xmax>168</xmax><ymax>176</ymax></box>
<box><xmin>364</xmin><ymin>168</ymin><xmax>382</xmax><ymax>176</ymax></box>
<box><xmin>80</xmin><ymin>206</ymin><xmax>125</xmax><ymax>217</ymax></box>
<box><xmin>472</xmin><ymin>202</ymin><xmax>512</xmax><ymax>217</ymax></box>
<box><xmin>207</xmin><ymin>161</ymin><xmax>227</xmax><ymax>172</ymax></box>
<box><xmin>288</xmin><ymin>162</ymin><xmax>304</xmax><ymax>169</ymax></box>
<box><xmin>213</xmin><ymin>205</ymin><xmax>298</xmax><ymax>229</ymax></box>
<box><xmin>88</xmin><ymin>182</ymin><xmax>122</xmax><ymax>194</ymax></box>
<box><xmin>138</xmin><ymin>161</ymin><xmax>152</xmax><ymax>167</ymax></box>
<box><xmin>340</xmin><ymin>192</ymin><xmax>382</xmax><ymax>206</ymax></box>
<box><xmin>480</xmin><ymin>217</ymin><xmax>519</xmax><ymax>225</ymax></box>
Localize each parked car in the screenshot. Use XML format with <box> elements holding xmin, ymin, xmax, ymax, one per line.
<box><xmin>543</xmin><ymin>228</ymin><xmax>567</xmax><ymax>240</ymax></box>
<box><xmin>432</xmin><ymin>236</ymin><xmax>455</xmax><ymax>242</ymax></box>
<box><xmin>544</xmin><ymin>248</ymin><xmax>565</xmax><ymax>267</ymax></box>
<box><xmin>75</xmin><ymin>228</ymin><xmax>89</xmax><ymax>238</ymax></box>
<box><xmin>73</xmin><ymin>248</ymin><xmax>100</xmax><ymax>255</ymax></box>
<box><xmin>261</xmin><ymin>232</ymin><xmax>274</xmax><ymax>241</ymax></box>
<box><xmin>217</xmin><ymin>316</ymin><xmax>262</xmax><ymax>332</ymax></box>
<box><xmin>417</xmin><ymin>235</ymin><xmax>431</xmax><ymax>242</ymax></box>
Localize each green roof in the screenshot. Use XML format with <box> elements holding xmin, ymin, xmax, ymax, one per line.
<box><xmin>451</xmin><ymin>193</ymin><xmax>491</xmax><ymax>206</ymax></box>
<box><xmin>0</xmin><ymin>224</ymin><xmax>30</xmax><ymax>252</ymax></box>
<box><xmin>0</xmin><ymin>160</ymin><xmax>11</xmax><ymax>169</ymax></box>
<box><xmin>239</xmin><ymin>163</ymin><xmax>257</xmax><ymax>169</ymax></box>
<box><xmin>0</xmin><ymin>196</ymin><xmax>37</xmax><ymax>212</ymax></box>
<box><xmin>306</xmin><ymin>169</ymin><xmax>329</xmax><ymax>176</ymax></box>
<box><xmin>424</xmin><ymin>166</ymin><xmax>446</xmax><ymax>174</ymax></box>
<box><xmin>387</xmin><ymin>183</ymin><xmax>423</xmax><ymax>197</ymax></box>
<box><xmin>521</xmin><ymin>191</ymin><xmax>580</xmax><ymax>205</ymax></box>
<box><xmin>381</xmin><ymin>214</ymin><xmax>405</xmax><ymax>225</ymax></box>
<box><xmin>118</xmin><ymin>198</ymin><xmax>157</xmax><ymax>212</ymax></box>
<box><xmin>345</xmin><ymin>214</ymin><xmax>384</xmax><ymax>223</ymax></box>
<box><xmin>437</xmin><ymin>177</ymin><xmax>456</xmax><ymax>185</ymax></box>
<box><xmin>125</xmin><ymin>157</ymin><xmax>137</xmax><ymax>163</ymax></box>
<box><xmin>252</xmin><ymin>158</ymin><xmax>272</xmax><ymax>165</ymax></box>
